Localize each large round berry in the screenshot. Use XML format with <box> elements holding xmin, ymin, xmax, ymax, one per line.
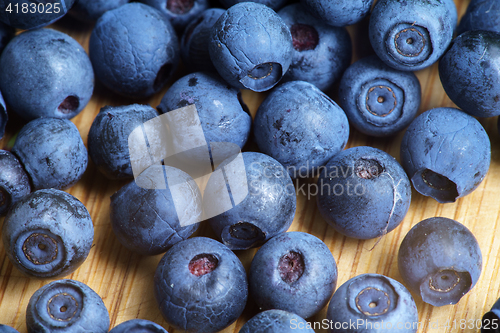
<box><xmin>239</xmin><ymin>310</ymin><xmax>314</xmax><ymax>333</ymax></box>
<box><xmin>369</xmin><ymin>0</ymin><xmax>457</xmax><ymax>71</ymax></box>
<box><xmin>89</xmin><ymin>3</ymin><xmax>179</xmax><ymax>98</ymax></box>
<box><xmin>0</xmin><ymin>0</ymin><xmax>76</xmax><ymax>30</ymax></box>
<box><xmin>26</xmin><ymin>279</ymin><xmax>109</xmax><ymax>333</ymax></box>
<box><xmin>458</xmin><ymin>0</ymin><xmax>500</xmax><ymax>35</ymax></box>
<box><xmin>398</xmin><ymin>217</ymin><xmax>482</xmax><ymax>306</ymax></box>
<box><xmin>0</xmin><ymin>150</ymin><xmax>31</xmax><ymax>216</ymax></box>
<box><xmin>2</xmin><ymin>189</ymin><xmax>93</xmax><ymax>279</ymax></box>
<box><xmin>0</xmin><ymin>28</ymin><xmax>94</xmax><ymax>120</ymax></box>
<box><xmin>327</xmin><ymin>274</ymin><xmax>418</xmax><ymax>332</ymax></box>
<box><xmin>154</xmin><ymin>237</ymin><xmax>248</xmax><ymax>333</ymax></box>
<box><xmin>400</xmin><ymin>107</ymin><xmax>491</xmax><ymax>203</ymax></box>
<box><xmin>249</xmin><ymin>232</ymin><xmax>337</xmax><ymax>319</ymax></box>
<box><xmin>12</xmin><ymin>118</ymin><xmax>88</xmax><ymax>191</ymax></box>
<box><xmin>209</xmin><ymin>2</ymin><xmax>293</xmax><ymax>92</ymax></box>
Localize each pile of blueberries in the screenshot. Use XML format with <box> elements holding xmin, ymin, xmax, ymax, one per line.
<box><xmin>0</xmin><ymin>0</ymin><xmax>500</xmax><ymax>332</ymax></box>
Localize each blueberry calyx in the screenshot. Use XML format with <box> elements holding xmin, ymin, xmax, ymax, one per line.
<box><xmin>278</xmin><ymin>251</ymin><xmax>305</xmax><ymax>284</ymax></box>
<box><xmin>386</xmin><ymin>23</ymin><xmax>432</xmax><ymax>66</ymax></box>
<box><xmin>355</xmin><ymin>287</ymin><xmax>391</xmax><ymax>316</ymax></box>
<box><xmin>57</xmin><ymin>96</ymin><xmax>79</xmax><ymax>115</ymax></box>
<box><xmin>291</xmin><ymin>24</ymin><xmax>319</xmax><ymax>52</ymax></box>
<box><xmin>366</xmin><ymin>85</ymin><xmax>397</xmax><ymax>117</ymax></box>
<box><xmin>221</xmin><ymin>222</ymin><xmax>267</xmax><ymax>249</ymax></box>
<box><xmin>240</xmin><ymin>63</ymin><xmax>282</xmax><ymax>91</ymax></box>
<box><xmin>355</xmin><ymin>158</ymin><xmax>383</xmax><ymax>179</ymax></box>
<box><xmin>47</xmin><ymin>293</ymin><xmax>80</xmax><ymax>321</ymax></box>
<box><xmin>167</xmin><ymin>0</ymin><xmax>195</xmax><ymax>14</ymax></box>
<box><xmin>188</xmin><ymin>253</ymin><xmax>218</xmax><ymax>277</ymax></box>
<box><xmin>412</xmin><ymin>168</ymin><xmax>459</xmax><ymax>203</ymax></box>
<box><xmin>23</xmin><ymin>232</ymin><xmax>58</xmax><ymax>265</ymax></box>
<box><xmin>420</xmin><ymin>268</ymin><xmax>472</xmax><ymax>306</ymax></box>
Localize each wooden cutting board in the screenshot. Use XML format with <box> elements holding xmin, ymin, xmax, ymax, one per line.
<box><xmin>0</xmin><ymin>0</ymin><xmax>497</xmax><ymax>332</ymax></box>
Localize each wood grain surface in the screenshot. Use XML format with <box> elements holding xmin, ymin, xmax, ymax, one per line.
<box><xmin>0</xmin><ymin>0</ymin><xmax>497</xmax><ymax>332</ymax></box>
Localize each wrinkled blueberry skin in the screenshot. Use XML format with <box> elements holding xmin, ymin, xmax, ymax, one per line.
<box><xmin>327</xmin><ymin>274</ymin><xmax>418</xmax><ymax>333</ymax></box>
<box><xmin>209</xmin><ymin>2</ymin><xmax>293</xmax><ymax>92</ymax></box>
<box><xmin>157</xmin><ymin>72</ymin><xmax>251</xmax><ymax>150</ymax></box>
<box><xmin>109</xmin><ymin>319</ymin><xmax>168</xmax><ymax>333</ymax></box>
<box><xmin>278</xmin><ymin>4</ymin><xmax>352</xmax><ymax>91</ymax></box>
<box><xmin>70</xmin><ymin>0</ymin><xmax>130</xmax><ymax>22</ymax></box>
<box><xmin>140</xmin><ymin>0</ymin><xmax>209</xmax><ymax>32</ymax></box>
<box><xmin>26</xmin><ymin>279</ymin><xmax>109</xmax><ymax>333</ymax></box>
<box><xmin>0</xmin><ymin>90</ymin><xmax>7</xmax><ymax>140</ymax></box>
<box><xmin>482</xmin><ymin>297</ymin><xmax>500</xmax><ymax>332</ymax></box>
<box><xmin>249</xmin><ymin>232</ymin><xmax>337</xmax><ymax>319</ymax></box>
<box><xmin>204</xmin><ymin>152</ymin><xmax>296</xmax><ymax>250</ymax></box>
<box><xmin>339</xmin><ymin>55</ymin><xmax>421</xmax><ymax>137</ymax></box>
<box><xmin>0</xmin><ymin>325</ymin><xmax>19</xmax><ymax>333</ymax></box>
<box><xmin>317</xmin><ymin>146</ymin><xmax>411</xmax><ymax>240</ymax></box>
<box><xmin>220</xmin><ymin>0</ymin><xmax>287</xmax><ymax>11</ymax></box>
<box><xmin>0</xmin><ymin>150</ymin><xmax>31</xmax><ymax>216</ymax></box>
<box><xmin>240</xmin><ymin>310</ymin><xmax>314</xmax><ymax>333</ymax></box>
<box><xmin>88</xmin><ymin>104</ymin><xmax>159</xmax><ymax>180</ymax></box>
<box><xmin>458</xmin><ymin>0</ymin><xmax>500</xmax><ymax>35</ymax></box>
<box><xmin>12</xmin><ymin>118</ymin><xmax>88</xmax><ymax>191</ymax></box>
<box><xmin>369</xmin><ymin>0</ymin><xmax>457</xmax><ymax>71</ymax></box>
<box><xmin>398</xmin><ymin>217</ymin><xmax>482</xmax><ymax>307</ymax></box>
<box><xmin>300</xmin><ymin>0</ymin><xmax>373</xmax><ymax>27</ymax></box>
<box><xmin>0</xmin><ymin>21</ymin><xmax>14</xmax><ymax>54</ymax></box>
<box><xmin>154</xmin><ymin>237</ymin><xmax>248</xmax><ymax>333</ymax></box>
<box><xmin>2</xmin><ymin>189</ymin><xmax>93</xmax><ymax>279</ymax></box>
<box><xmin>254</xmin><ymin>81</ymin><xmax>349</xmax><ymax>178</ymax></box>
<box><xmin>0</xmin><ymin>28</ymin><xmax>94</xmax><ymax>120</ymax></box>
<box><xmin>439</xmin><ymin>30</ymin><xmax>500</xmax><ymax>118</ymax></box>
<box><xmin>110</xmin><ymin>165</ymin><xmax>201</xmax><ymax>256</ymax></box>
<box><xmin>400</xmin><ymin>107</ymin><xmax>490</xmax><ymax>203</ymax></box>
<box><xmin>89</xmin><ymin>3</ymin><xmax>179</xmax><ymax>98</ymax></box>
<box><xmin>0</xmin><ymin>0</ymin><xmax>75</xmax><ymax>30</ymax></box>
<box><xmin>181</xmin><ymin>8</ymin><xmax>225</xmax><ymax>73</ymax></box>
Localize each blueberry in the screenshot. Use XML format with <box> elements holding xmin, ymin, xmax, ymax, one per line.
<box><xmin>0</xmin><ymin>0</ymin><xmax>76</xmax><ymax>30</ymax></box>
<box><xmin>89</xmin><ymin>3</ymin><xmax>179</xmax><ymax>98</ymax></box>
<box><xmin>110</xmin><ymin>165</ymin><xmax>201</xmax><ymax>255</ymax></box>
<box><xmin>109</xmin><ymin>319</ymin><xmax>168</xmax><ymax>333</ymax></box>
<box><xmin>88</xmin><ymin>104</ymin><xmax>159</xmax><ymax>179</ymax></box>
<box><xmin>0</xmin><ymin>150</ymin><xmax>31</xmax><ymax>216</ymax></box>
<box><xmin>458</xmin><ymin>0</ymin><xmax>500</xmax><ymax>35</ymax></box>
<box><xmin>209</xmin><ymin>2</ymin><xmax>293</xmax><ymax>92</ymax></box>
<box><xmin>339</xmin><ymin>55</ymin><xmax>421</xmax><ymax>137</ymax></box>
<box><xmin>26</xmin><ymin>279</ymin><xmax>109</xmax><ymax>333</ymax></box>
<box><xmin>0</xmin><ymin>325</ymin><xmax>19</xmax><ymax>333</ymax></box>
<box><xmin>253</xmin><ymin>81</ymin><xmax>349</xmax><ymax>178</ymax></box>
<box><xmin>181</xmin><ymin>8</ymin><xmax>225</xmax><ymax>73</ymax></box>
<box><xmin>154</xmin><ymin>237</ymin><xmax>248</xmax><ymax>333</ymax></box>
<box><xmin>0</xmin><ymin>28</ymin><xmax>94</xmax><ymax>120</ymax></box>
<box><xmin>482</xmin><ymin>297</ymin><xmax>500</xmax><ymax>332</ymax></box>
<box><xmin>2</xmin><ymin>189</ymin><xmax>93</xmax><ymax>279</ymax></box>
<box><xmin>439</xmin><ymin>30</ymin><xmax>500</xmax><ymax>118</ymax></box>
<box><xmin>70</xmin><ymin>0</ymin><xmax>130</xmax><ymax>22</ymax></box>
<box><xmin>398</xmin><ymin>217</ymin><xmax>482</xmax><ymax>306</ymax></box>
<box><xmin>300</xmin><ymin>0</ymin><xmax>374</xmax><ymax>27</ymax></box>
<box><xmin>240</xmin><ymin>310</ymin><xmax>314</xmax><ymax>333</ymax></box>
<box><xmin>204</xmin><ymin>152</ymin><xmax>296</xmax><ymax>250</ymax></box>
<box><xmin>277</xmin><ymin>4</ymin><xmax>352</xmax><ymax>91</ymax></box>
<box><xmin>12</xmin><ymin>117</ymin><xmax>88</xmax><ymax>191</ymax></box>
<box><xmin>400</xmin><ymin>107</ymin><xmax>490</xmax><ymax>203</ymax></box>
<box><xmin>140</xmin><ymin>0</ymin><xmax>209</xmax><ymax>32</ymax></box>
<box><xmin>317</xmin><ymin>146</ymin><xmax>411</xmax><ymax>240</ymax></box>
<box><xmin>249</xmin><ymin>231</ymin><xmax>337</xmax><ymax>319</ymax></box>
<box><xmin>326</xmin><ymin>274</ymin><xmax>418</xmax><ymax>333</ymax></box>
<box><xmin>157</xmin><ymin>72</ymin><xmax>252</xmax><ymax>153</ymax></box>
<box><xmin>369</xmin><ymin>0</ymin><xmax>457</xmax><ymax>71</ymax></box>
<box><xmin>220</xmin><ymin>0</ymin><xmax>287</xmax><ymax>11</ymax></box>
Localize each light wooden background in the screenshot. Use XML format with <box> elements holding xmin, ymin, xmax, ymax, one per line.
<box><xmin>0</xmin><ymin>0</ymin><xmax>497</xmax><ymax>332</ymax></box>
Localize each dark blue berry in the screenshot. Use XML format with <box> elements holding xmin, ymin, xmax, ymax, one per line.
<box><xmin>400</xmin><ymin>107</ymin><xmax>490</xmax><ymax>203</ymax></box>
<box><xmin>109</xmin><ymin>319</ymin><xmax>168</xmax><ymax>333</ymax></box>
<box><xmin>0</xmin><ymin>0</ymin><xmax>76</xmax><ymax>30</ymax></box>
<box><xmin>339</xmin><ymin>55</ymin><xmax>421</xmax><ymax>137</ymax></box>
<box><xmin>239</xmin><ymin>310</ymin><xmax>314</xmax><ymax>333</ymax></box>
<box><xmin>278</xmin><ymin>4</ymin><xmax>352</xmax><ymax>91</ymax></box>
<box><xmin>154</xmin><ymin>237</ymin><xmax>248</xmax><ymax>333</ymax></box>
<box><xmin>12</xmin><ymin>117</ymin><xmax>88</xmax><ymax>191</ymax></box>
<box><xmin>327</xmin><ymin>274</ymin><xmax>418</xmax><ymax>332</ymax></box>
<box><xmin>300</xmin><ymin>0</ymin><xmax>374</xmax><ymax>27</ymax></box>
<box><xmin>0</xmin><ymin>28</ymin><xmax>94</xmax><ymax>120</ymax></box>
<box><xmin>249</xmin><ymin>231</ymin><xmax>337</xmax><ymax>319</ymax></box>
<box><xmin>458</xmin><ymin>0</ymin><xmax>500</xmax><ymax>35</ymax></box>
<box><xmin>204</xmin><ymin>152</ymin><xmax>296</xmax><ymax>250</ymax></box>
<box><xmin>26</xmin><ymin>279</ymin><xmax>109</xmax><ymax>333</ymax></box>
<box><xmin>439</xmin><ymin>30</ymin><xmax>500</xmax><ymax>118</ymax></box>
<box><xmin>89</xmin><ymin>3</ymin><xmax>179</xmax><ymax>98</ymax></box>
<box><xmin>369</xmin><ymin>0</ymin><xmax>457</xmax><ymax>71</ymax></box>
<box><xmin>253</xmin><ymin>81</ymin><xmax>349</xmax><ymax>178</ymax></box>
<box><xmin>88</xmin><ymin>104</ymin><xmax>159</xmax><ymax>180</ymax></box>
<box><xmin>2</xmin><ymin>189</ymin><xmax>93</xmax><ymax>279</ymax></box>
<box><xmin>0</xmin><ymin>150</ymin><xmax>31</xmax><ymax>216</ymax></box>
<box><xmin>209</xmin><ymin>2</ymin><xmax>293</xmax><ymax>92</ymax></box>
<box><xmin>140</xmin><ymin>0</ymin><xmax>209</xmax><ymax>32</ymax></box>
<box><xmin>398</xmin><ymin>217</ymin><xmax>482</xmax><ymax>306</ymax></box>
<box><xmin>317</xmin><ymin>146</ymin><xmax>411</xmax><ymax>239</ymax></box>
